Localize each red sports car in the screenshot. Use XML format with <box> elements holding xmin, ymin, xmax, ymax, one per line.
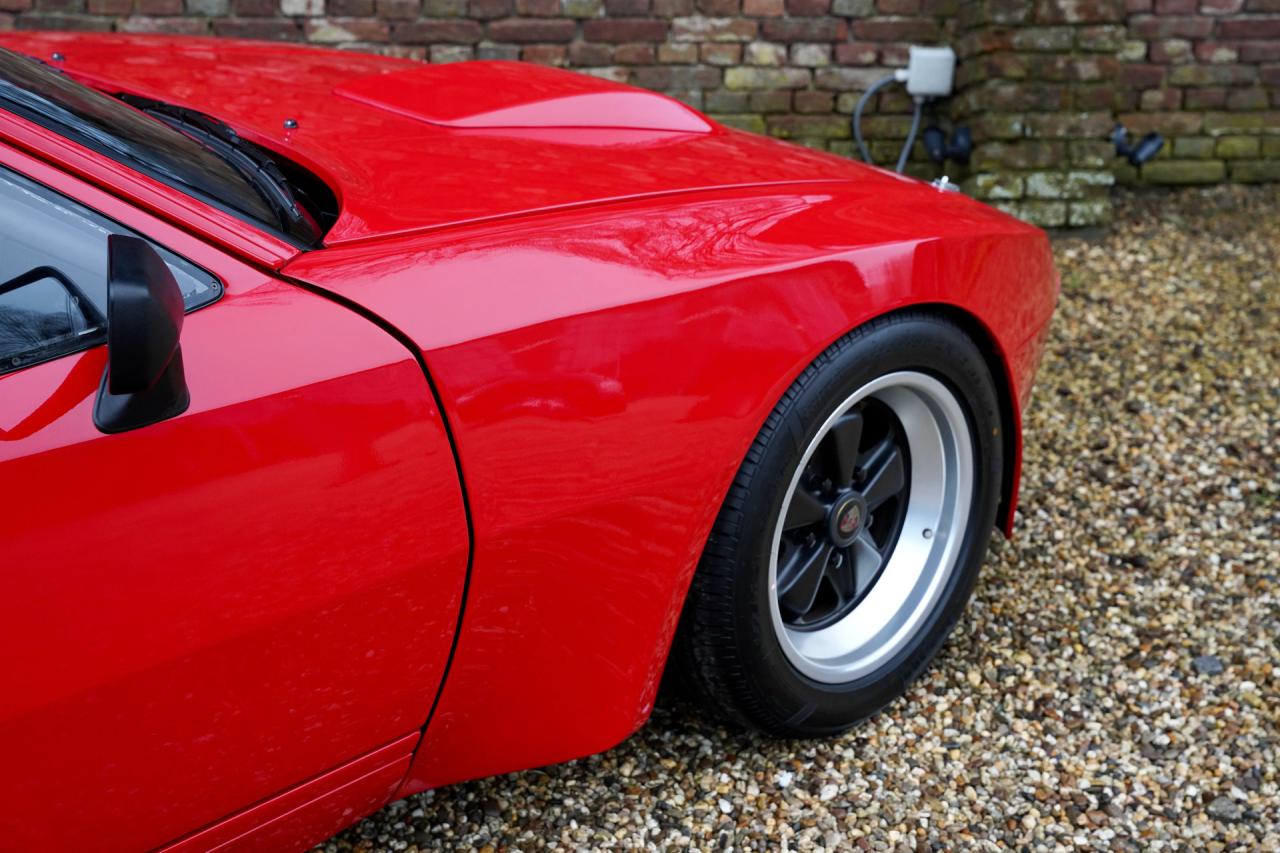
<box><xmin>0</xmin><ymin>33</ymin><xmax>1057</xmax><ymax>851</ymax></box>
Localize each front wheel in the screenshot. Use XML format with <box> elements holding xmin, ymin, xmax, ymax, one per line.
<box><xmin>672</xmin><ymin>312</ymin><xmax>1004</xmax><ymax>736</ymax></box>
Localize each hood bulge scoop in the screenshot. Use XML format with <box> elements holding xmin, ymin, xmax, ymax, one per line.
<box><xmin>333</xmin><ymin>61</ymin><xmax>711</xmax><ymax>133</ymax></box>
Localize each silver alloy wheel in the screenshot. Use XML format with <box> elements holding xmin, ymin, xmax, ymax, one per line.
<box><xmin>768</xmin><ymin>371</ymin><xmax>974</xmax><ymax>684</ymax></box>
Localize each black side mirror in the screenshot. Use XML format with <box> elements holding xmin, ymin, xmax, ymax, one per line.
<box><xmin>93</xmin><ymin>235</ymin><xmax>190</xmax><ymax>434</ymax></box>
<box><xmin>0</xmin><ymin>266</ymin><xmax>107</xmax><ymax>376</ymax></box>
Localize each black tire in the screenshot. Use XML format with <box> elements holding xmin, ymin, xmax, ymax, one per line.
<box><xmin>671</xmin><ymin>311</ymin><xmax>1003</xmax><ymax>737</ymax></box>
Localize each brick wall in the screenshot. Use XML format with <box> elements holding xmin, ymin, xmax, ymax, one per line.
<box><xmin>1119</xmin><ymin>0</ymin><xmax>1280</xmax><ymax>190</ymax></box>
<box><xmin>951</xmin><ymin>1</ymin><xmax>1124</xmax><ymax>226</ymax></box>
<box><xmin>0</xmin><ymin>0</ymin><xmax>1277</xmax><ymax>225</ymax></box>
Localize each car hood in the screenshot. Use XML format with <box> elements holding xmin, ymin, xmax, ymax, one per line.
<box><xmin>0</xmin><ymin>33</ymin><xmax>903</xmax><ymax>246</ymax></box>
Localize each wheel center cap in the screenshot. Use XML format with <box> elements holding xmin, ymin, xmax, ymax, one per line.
<box><xmin>829</xmin><ymin>494</ymin><xmax>867</xmax><ymax>547</ymax></box>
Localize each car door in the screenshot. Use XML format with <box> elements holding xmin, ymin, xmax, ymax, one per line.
<box><xmin>0</xmin><ymin>150</ymin><xmax>469</xmax><ymax>850</ymax></box>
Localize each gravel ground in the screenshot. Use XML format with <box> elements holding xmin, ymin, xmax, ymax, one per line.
<box><xmin>318</xmin><ymin>185</ymin><xmax>1279</xmax><ymax>852</ymax></box>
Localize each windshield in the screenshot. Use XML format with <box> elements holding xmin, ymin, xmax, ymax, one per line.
<box><xmin>0</xmin><ymin>47</ymin><xmax>316</xmax><ymax>245</ymax></box>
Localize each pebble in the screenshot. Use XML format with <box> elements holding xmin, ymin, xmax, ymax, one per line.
<box><xmin>316</xmin><ymin>185</ymin><xmax>1280</xmax><ymax>851</ymax></box>
<box><xmin>1208</xmin><ymin>796</ymin><xmax>1243</xmax><ymax>823</ymax></box>
<box><xmin>1192</xmin><ymin>654</ymin><xmax>1225</xmax><ymax>675</ymax></box>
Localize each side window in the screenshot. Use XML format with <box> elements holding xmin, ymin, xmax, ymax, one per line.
<box><xmin>0</xmin><ymin>166</ymin><xmax>221</xmax><ymax>376</ymax></box>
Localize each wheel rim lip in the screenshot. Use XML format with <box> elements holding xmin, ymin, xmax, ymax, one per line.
<box><xmin>768</xmin><ymin>370</ymin><xmax>974</xmax><ymax>684</ymax></box>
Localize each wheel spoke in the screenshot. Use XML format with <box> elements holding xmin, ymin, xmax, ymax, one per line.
<box><xmin>826</xmin><ymin>411</ymin><xmax>864</xmax><ymax>487</ymax></box>
<box><xmin>783</xmin><ymin>488</ymin><xmax>827</xmax><ymax>531</ymax></box>
<box><xmin>859</xmin><ymin>437</ymin><xmax>906</xmax><ymax>510</ymax></box>
<box><xmin>777</xmin><ymin>541</ymin><xmax>832</xmax><ymax>620</ymax></box>
<box><xmin>852</xmin><ymin>530</ymin><xmax>884</xmax><ymax>599</ymax></box>
<box><xmin>826</xmin><ymin>548</ymin><xmax>859</xmax><ymax>605</ymax></box>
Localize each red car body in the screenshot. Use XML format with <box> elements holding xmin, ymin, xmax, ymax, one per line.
<box><xmin>0</xmin><ymin>33</ymin><xmax>1057</xmax><ymax>851</ymax></box>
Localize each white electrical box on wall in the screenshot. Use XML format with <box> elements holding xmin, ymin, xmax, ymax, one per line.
<box><xmin>901</xmin><ymin>46</ymin><xmax>956</xmax><ymax>98</ymax></box>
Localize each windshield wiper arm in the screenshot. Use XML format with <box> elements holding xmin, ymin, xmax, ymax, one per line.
<box><xmin>118</xmin><ymin>95</ymin><xmax>319</xmax><ymax>244</ymax></box>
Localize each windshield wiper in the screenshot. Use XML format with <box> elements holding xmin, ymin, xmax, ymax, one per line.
<box><xmin>118</xmin><ymin>95</ymin><xmax>319</xmax><ymax>245</ymax></box>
